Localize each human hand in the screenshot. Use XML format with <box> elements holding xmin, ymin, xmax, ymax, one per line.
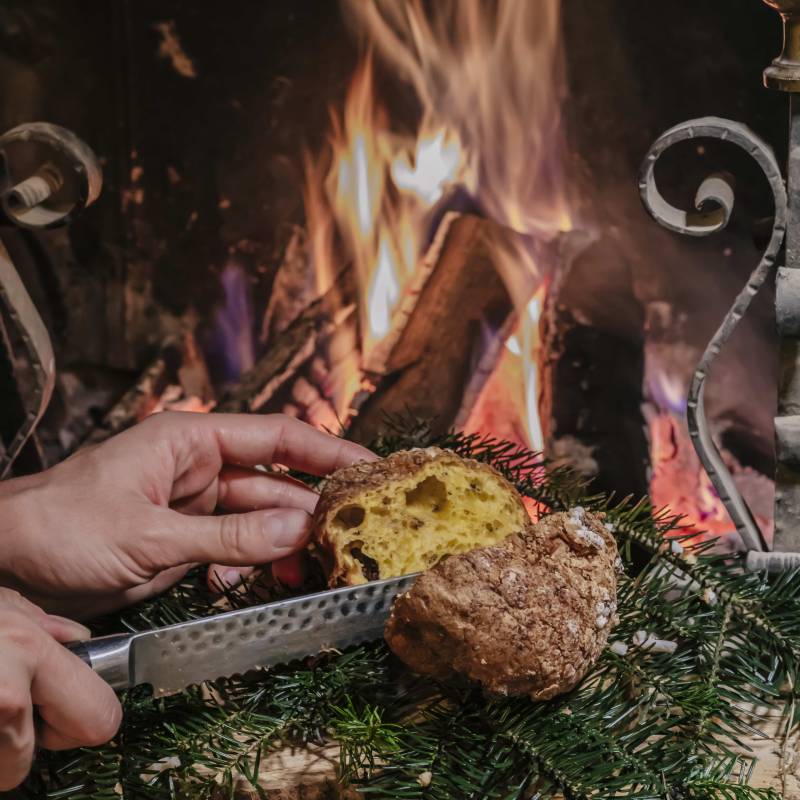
<box><xmin>0</xmin><ymin>588</ymin><xmax>121</xmax><ymax>791</ymax></box>
<box><xmin>0</xmin><ymin>412</ymin><xmax>375</xmax><ymax>619</ymax></box>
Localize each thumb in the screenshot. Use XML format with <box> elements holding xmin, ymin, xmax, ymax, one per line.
<box><xmin>156</xmin><ymin>507</ymin><xmax>312</xmax><ymax>568</ymax></box>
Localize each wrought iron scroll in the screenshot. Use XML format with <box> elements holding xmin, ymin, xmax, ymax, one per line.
<box><xmin>0</xmin><ymin>243</ymin><xmax>55</xmax><ymax>478</ymax></box>
<box><xmin>639</xmin><ymin>117</ymin><xmax>787</xmax><ymax>553</ymax></box>
<box><xmin>0</xmin><ymin>122</ymin><xmax>102</xmax><ymax>477</ymax></box>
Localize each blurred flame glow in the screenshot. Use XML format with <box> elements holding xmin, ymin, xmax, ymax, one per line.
<box><xmin>303</xmin><ymin>0</ymin><xmax>569</xmax><ymax>448</ymax></box>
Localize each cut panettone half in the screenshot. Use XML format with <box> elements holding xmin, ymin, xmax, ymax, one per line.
<box><xmin>311</xmin><ymin>447</ymin><xmax>530</xmax><ymax>585</ymax></box>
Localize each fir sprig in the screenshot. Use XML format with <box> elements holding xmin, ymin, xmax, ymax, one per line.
<box><xmin>22</xmin><ymin>417</ymin><xmax>799</xmax><ymax>799</ymax></box>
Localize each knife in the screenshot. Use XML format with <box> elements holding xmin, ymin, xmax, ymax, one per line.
<box><xmin>66</xmin><ymin>573</ymin><xmax>418</xmax><ymax>697</ymax></box>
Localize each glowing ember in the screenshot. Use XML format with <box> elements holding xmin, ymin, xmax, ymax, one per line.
<box><xmin>647</xmin><ymin>404</ymin><xmax>774</xmax><ymax>548</ymax></box>
<box><xmin>523</xmin><ymin>495</ymin><xmax>548</xmax><ymax>523</ymax></box>
<box><xmin>649</xmin><ymin>411</ymin><xmax>731</xmax><ymax>538</ymax></box>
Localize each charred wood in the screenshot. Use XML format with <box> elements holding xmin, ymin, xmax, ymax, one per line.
<box><xmin>346</xmin><ymin>214</ymin><xmax>517</xmax><ymax>445</ymax></box>
<box><xmin>540</xmin><ymin>235</ymin><xmax>649</xmax><ymax>499</ymax></box>
<box><xmin>82</xmin><ymin>333</ymin><xmax>214</xmax><ymax>446</ymax></box>
<box><xmin>216</xmin><ymin>270</ymin><xmax>355</xmax><ymax>415</ymax></box>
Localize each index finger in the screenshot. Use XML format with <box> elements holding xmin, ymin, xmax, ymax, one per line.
<box><xmin>161</xmin><ymin>412</ymin><xmax>377</xmax><ymax>476</ymax></box>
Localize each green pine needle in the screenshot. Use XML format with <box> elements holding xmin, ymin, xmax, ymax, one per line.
<box><xmin>21</xmin><ymin>416</ymin><xmax>800</xmax><ymax>799</ymax></box>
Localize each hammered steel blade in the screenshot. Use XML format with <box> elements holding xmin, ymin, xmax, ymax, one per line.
<box><xmin>75</xmin><ymin>574</ymin><xmax>418</xmax><ymax>698</ymax></box>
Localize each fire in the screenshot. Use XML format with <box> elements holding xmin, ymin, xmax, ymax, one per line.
<box><xmin>462</xmin><ymin>286</ymin><xmax>548</xmax><ymax>449</ymax></box>
<box><xmin>320</xmin><ymin>54</ymin><xmax>469</xmax><ymax>362</ymax></box>
<box><xmin>391</xmin><ymin>128</ymin><xmax>466</xmax><ymax>206</ymax></box>
<box><xmin>303</xmin><ymin>0</ymin><xmax>569</xmax><ymax>449</ymax></box>
<box><xmin>341</xmin><ymin>0</ymin><xmax>569</xmax><ymax>235</ymax></box>
<box><xmin>646</xmin><ymin>380</ymin><xmax>774</xmax><ymax>548</ymax></box>
<box><xmin>648</xmin><ymin>411</ymin><xmax>732</xmax><ymax>539</ymax></box>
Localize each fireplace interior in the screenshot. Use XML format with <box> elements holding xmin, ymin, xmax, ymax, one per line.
<box><xmin>0</xmin><ymin>0</ymin><xmax>786</xmax><ymax>550</ymax></box>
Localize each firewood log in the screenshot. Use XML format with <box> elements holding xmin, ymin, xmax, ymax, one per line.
<box><xmin>346</xmin><ymin>214</ymin><xmax>518</xmax><ymax>444</ymax></box>
<box><xmin>216</xmin><ymin>270</ymin><xmax>354</xmax><ymax>414</ymax></box>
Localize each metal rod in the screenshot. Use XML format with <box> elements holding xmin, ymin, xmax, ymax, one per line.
<box><xmin>773</xmin><ymin>80</ymin><xmax>800</xmax><ymax>551</ymax></box>
<box><xmin>3</xmin><ymin>165</ymin><xmax>62</xmax><ymax>212</ymax></box>
<box><xmin>639</xmin><ymin>119</ymin><xmax>786</xmax><ymax>553</ymax></box>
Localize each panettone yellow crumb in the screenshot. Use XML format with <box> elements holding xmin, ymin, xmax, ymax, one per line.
<box><xmin>312</xmin><ymin>448</ymin><xmax>529</xmax><ymax>585</ymax></box>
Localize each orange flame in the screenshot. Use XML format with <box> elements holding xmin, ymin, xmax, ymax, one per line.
<box><xmin>312</xmin><ymin>54</ymin><xmax>469</xmax><ymax>363</ymax></box>
<box><xmin>303</xmin><ymin>0</ymin><xmax>569</xmax><ymax>448</ymax></box>
<box><xmin>342</xmin><ymin>0</ymin><xmax>569</xmax><ymax>236</ymax></box>
<box><xmin>462</xmin><ymin>285</ymin><xmax>548</xmax><ymax>449</ymax></box>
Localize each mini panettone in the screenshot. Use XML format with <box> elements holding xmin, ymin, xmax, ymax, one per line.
<box><xmin>384</xmin><ymin>508</ymin><xmax>619</xmax><ymax>700</ymax></box>
<box><xmin>311</xmin><ymin>447</ymin><xmax>529</xmax><ymax>586</ymax></box>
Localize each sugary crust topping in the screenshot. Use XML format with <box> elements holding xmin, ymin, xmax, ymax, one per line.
<box><xmin>385</xmin><ymin>509</ymin><xmax>619</xmax><ymax>701</ymax></box>
<box><xmin>315</xmin><ymin>447</ymin><xmax>499</xmax><ymax>504</ymax></box>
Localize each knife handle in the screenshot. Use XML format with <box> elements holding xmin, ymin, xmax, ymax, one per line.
<box><xmin>64</xmin><ymin>633</ymin><xmax>133</xmax><ymax>690</ymax></box>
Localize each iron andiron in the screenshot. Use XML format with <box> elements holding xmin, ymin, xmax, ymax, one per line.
<box><xmin>0</xmin><ymin>123</ymin><xmax>101</xmax><ymax>477</ymax></box>
<box><xmin>640</xmin><ymin>0</ymin><xmax>800</xmax><ymax>571</ymax></box>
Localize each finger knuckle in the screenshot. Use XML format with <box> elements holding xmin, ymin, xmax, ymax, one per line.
<box><xmin>143</xmin><ymin>409</ymin><xmax>182</xmax><ymax>432</ymax></box>
<box><xmin>0</xmin><ymin>588</ymin><xmax>24</xmax><ymax>607</ymax></box>
<box><xmin>0</xmin><ymin>610</ymin><xmax>42</xmax><ymax>653</ymax></box>
<box><xmin>275</xmin><ymin>481</ymin><xmax>292</xmax><ymax>505</ymax></box>
<box><xmin>0</xmin><ymin>684</ymin><xmax>29</xmax><ymax>724</ymax></box>
<box><xmin>262</xmin><ymin>412</ymin><xmax>284</xmax><ymax>434</ymax></box>
<box><xmin>218</xmin><ymin>514</ymin><xmax>256</xmax><ymax>560</ymax></box>
<box><xmin>265</xmin><ymin>414</ymin><xmax>291</xmax><ymax>460</ymax></box>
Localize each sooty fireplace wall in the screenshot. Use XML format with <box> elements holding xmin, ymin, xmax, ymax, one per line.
<box><xmin>0</xmin><ymin>0</ymin><xmax>786</xmax><ymax>547</ymax></box>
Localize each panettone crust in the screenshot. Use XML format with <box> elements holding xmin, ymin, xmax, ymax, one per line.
<box><xmin>384</xmin><ymin>508</ymin><xmax>619</xmax><ymax>700</ymax></box>
<box><xmin>311</xmin><ymin>447</ymin><xmax>529</xmax><ymax>586</ymax></box>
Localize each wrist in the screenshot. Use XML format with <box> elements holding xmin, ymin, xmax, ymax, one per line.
<box><xmin>0</xmin><ymin>475</ymin><xmax>45</xmax><ymax>589</ymax></box>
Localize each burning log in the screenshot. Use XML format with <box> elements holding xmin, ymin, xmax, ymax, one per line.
<box><xmin>260</xmin><ymin>225</ymin><xmax>319</xmax><ymax>342</ymax></box>
<box><xmin>346</xmin><ymin>214</ymin><xmax>519</xmax><ymax>445</ymax></box>
<box><xmin>289</xmin><ymin>376</ymin><xmax>341</xmax><ymax>431</ymax></box>
<box><xmin>82</xmin><ymin>332</ymin><xmax>214</xmax><ymax>446</ymax></box>
<box><xmin>539</xmin><ymin>236</ymin><xmax>650</xmax><ymax>499</ymax></box>
<box><xmin>215</xmin><ymin>270</ymin><xmax>355</xmax><ymax>415</ymax></box>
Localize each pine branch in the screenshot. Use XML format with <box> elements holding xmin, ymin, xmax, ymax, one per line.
<box><xmin>23</xmin><ymin>415</ymin><xmax>800</xmax><ymax>799</ymax></box>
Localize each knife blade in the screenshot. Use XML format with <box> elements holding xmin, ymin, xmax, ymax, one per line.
<box><xmin>66</xmin><ymin>573</ymin><xmax>418</xmax><ymax>697</ymax></box>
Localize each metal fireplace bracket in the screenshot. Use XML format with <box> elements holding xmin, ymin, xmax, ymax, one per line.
<box><xmin>0</xmin><ymin>122</ymin><xmax>102</xmax><ymax>478</ymax></box>
<box><xmin>639</xmin><ymin>0</ymin><xmax>800</xmax><ymax>572</ymax></box>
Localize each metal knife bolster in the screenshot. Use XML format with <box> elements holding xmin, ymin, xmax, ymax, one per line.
<box><xmin>68</xmin><ymin>634</ymin><xmax>132</xmax><ymax>690</ymax></box>
<box><xmin>67</xmin><ymin>574</ymin><xmax>418</xmax><ymax>697</ymax></box>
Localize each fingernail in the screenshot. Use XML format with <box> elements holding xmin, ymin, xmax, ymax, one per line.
<box><xmin>50</xmin><ymin>615</ymin><xmax>92</xmax><ymax>640</ymax></box>
<box><xmin>223</xmin><ymin>569</ymin><xmax>242</xmax><ymax>587</ymax></box>
<box><xmin>270</xmin><ymin>509</ymin><xmax>312</xmax><ymax>549</ymax></box>
<box><xmin>272</xmin><ymin>554</ymin><xmax>307</xmax><ymax>588</ymax></box>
